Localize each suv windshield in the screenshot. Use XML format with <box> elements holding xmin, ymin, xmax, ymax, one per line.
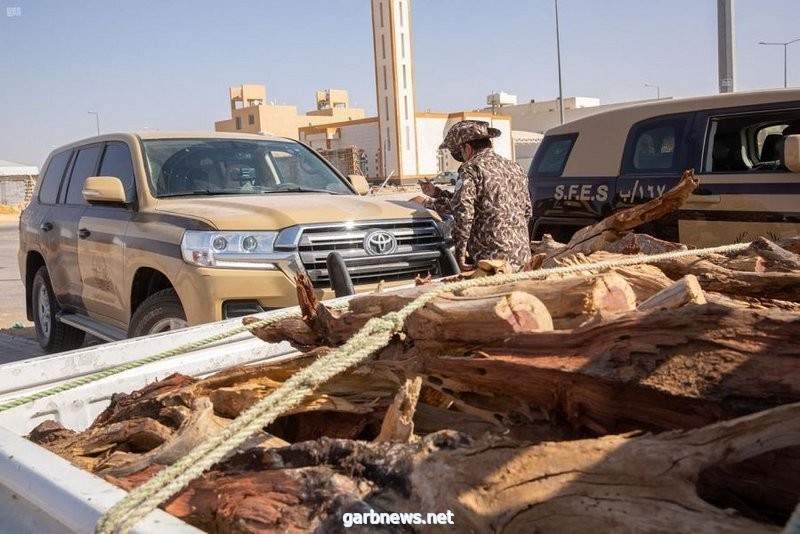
<box><xmin>141</xmin><ymin>138</ymin><xmax>353</xmax><ymax>197</ymax></box>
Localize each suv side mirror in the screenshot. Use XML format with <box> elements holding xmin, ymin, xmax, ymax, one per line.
<box><xmin>83</xmin><ymin>176</ymin><xmax>127</xmax><ymax>203</ymax></box>
<box><xmin>784</xmin><ymin>134</ymin><xmax>800</xmax><ymax>173</ymax></box>
<box><xmin>347</xmin><ymin>174</ymin><xmax>371</xmax><ymax>195</ymax></box>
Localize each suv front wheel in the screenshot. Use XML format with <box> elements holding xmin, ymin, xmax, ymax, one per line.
<box><xmin>128</xmin><ymin>289</ymin><xmax>188</xmax><ymax>338</ymax></box>
<box><xmin>31</xmin><ymin>266</ymin><xmax>86</xmax><ymax>352</ymax></box>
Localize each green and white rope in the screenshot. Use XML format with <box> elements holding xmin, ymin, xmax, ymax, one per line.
<box><xmin>0</xmin><ymin>303</ymin><xmax>348</xmax><ymax>413</ymax></box>
<box><xmin>96</xmin><ymin>241</ymin><xmax>750</xmax><ymax>533</ymax></box>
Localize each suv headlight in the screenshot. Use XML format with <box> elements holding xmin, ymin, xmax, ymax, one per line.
<box><xmin>181</xmin><ymin>230</ymin><xmax>283</xmax><ymax>269</ymax></box>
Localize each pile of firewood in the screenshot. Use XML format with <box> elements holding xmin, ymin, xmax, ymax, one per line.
<box><xmin>28</xmin><ymin>171</ymin><xmax>800</xmax><ymax>532</ymax></box>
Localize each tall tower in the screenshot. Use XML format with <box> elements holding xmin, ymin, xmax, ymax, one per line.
<box><xmin>371</xmin><ymin>0</ymin><xmax>419</xmax><ymax>180</ymax></box>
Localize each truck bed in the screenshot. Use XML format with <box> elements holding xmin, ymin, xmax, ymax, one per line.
<box><xmin>0</xmin><ymin>307</ymin><xmax>309</xmax><ymax>533</ymax></box>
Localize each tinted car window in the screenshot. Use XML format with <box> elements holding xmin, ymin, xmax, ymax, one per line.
<box><xmin>99</xmin><ymin>143</ymin><xmax>136</xmax><ymax>201</ymax></box>
<box><xmin>38</xmin><ymin>150</ymin><xmax>71</xmax><ymax>204</ymax></box>
<box><xmin>142</xmin><ymin>138</ymin><xmax>352</xmax><ymax>196</ymax></box>
<box><xmin>704</xmin><ymin>110</ymin><xmax>800</xmax><ymax>172</ymax></box>
<box><xmin>65</xmin><ymin>145</ymin><xmax>101</xmax><ymax>205</ymax></box>
<box><xmin>623</xmin><ymin>118</ymin><xmax>685</xmax><ymax>173</ymax></box>
<box><xmin>632</xmin><ymin>126</ymin><xmax>676</xmax><ymax>170</ymax></box>
<box><xmin>532</xmin><ymin>134</ymin><xmax>577</xmax><ymax>176</ymax></box>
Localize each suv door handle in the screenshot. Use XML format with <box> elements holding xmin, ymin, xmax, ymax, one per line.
<box><xmin>40</xmin><ymin>222</ymin><xmax>53</xmax><ymax>232</ymax></box>
<box><xmin>78</xmin><ymin>228</ymin><xmax>91</xmax><ymax>239</ymax></box>
<box><xmin>686</xmin><ymin>194</ymin><xmax>721</xmax><ymax>205</ymax></box>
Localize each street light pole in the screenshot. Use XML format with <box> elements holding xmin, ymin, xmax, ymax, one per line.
<box><xmin>87</xmin><ymin>111</ymin><xmax>100</xmax><ymax>135</ymax></box>
<box><xmin>554</xmin><ymin>0</ymin><xmax>564</xmax><ymax>125</ymax></box>
<box><xmin>644</xmin><ymin>83</ymin><xmax>661</xmax><ymax>99</ymax></box>
<box><xmin>758</xmin><ymin>38</ymin><xmax>800</xmax><ymax>88</ymax></box>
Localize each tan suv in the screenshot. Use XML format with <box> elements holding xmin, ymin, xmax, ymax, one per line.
<box><xmin>19</xmin><ymin>132</ymin><xmax>454</xmax><ymax>353</ymax></box>
<box><xmin>528</xmin><ymin>89</ymin><xmax>800</xmax><ymax>246</ymax></box>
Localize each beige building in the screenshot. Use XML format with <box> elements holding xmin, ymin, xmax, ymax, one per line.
<box><xmin>484</xmin><ymin>95</ymin><xmax>664</xmax><ymax>136</ymax></box>
<box><xmin>214</xmin><ymin>84</ymin><xmax>365</xmax><ymax>139</ymax></box>
<box><xmin>299</xmin><ymin>112</ymin><xmax>513</xmax><ymax>183</ymax></box>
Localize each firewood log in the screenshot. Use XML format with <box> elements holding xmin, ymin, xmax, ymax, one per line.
<box><xmin>637</xmin><ymin>274</ymin><xmax>706</xmax><ymax>310</ymax></box>
<box><xmin>419</xmin><ymin>304</ymin><xmax>800</xmax><ymax>434</ymax></box>
<box><xmin>747</xmin><ymin>236</ymin><xmax>800</xmax><ymax>271</ymax></box>
<box><xmin>110</xmin><ymin>403</ymin><xmax>800</xmax><ymax>533</ymax></box>
<box><xmin>656</xmin><ymin>255</ymin><xmax>800</xmax><ymax>301</ymax></box>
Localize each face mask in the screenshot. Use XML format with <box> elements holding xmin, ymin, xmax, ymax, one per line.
<box><xmin>450</xmin><ymin>146</ymin><xmax>464</xmax><ymax>162</ymax></box>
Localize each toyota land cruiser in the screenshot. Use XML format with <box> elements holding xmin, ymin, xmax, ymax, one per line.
<box><xmin>19</xmin><ymin>132</ymin><xmax>454</xmax><ymax>352</ymax></box>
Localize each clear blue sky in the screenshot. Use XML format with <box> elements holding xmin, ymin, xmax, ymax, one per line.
<box><xmin>1</xmin><ymin>0</ymin><xmax>799</xmax><ymax>167</ymax></box>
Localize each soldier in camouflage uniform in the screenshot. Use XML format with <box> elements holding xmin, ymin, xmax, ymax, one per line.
<box><xmin>439</xmin><ymin>120</ymin><xmax>532</xmax><ymax>271</ymax></box>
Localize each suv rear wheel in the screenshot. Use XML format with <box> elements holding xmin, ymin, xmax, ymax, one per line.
<box><xmin>128</xmin><ymin>289</ymin><xmax>187</xmax><ymax>338</ymax></box>
<box><xmin>31</xmin><ymin>266</ymin><xmax>86</xmax><ymax>352</ymax></box>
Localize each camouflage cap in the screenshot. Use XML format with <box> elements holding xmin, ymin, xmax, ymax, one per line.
<box><xmin>439</xmin><ymin>120</ymin><xmax>502</xmax><ymax>152</ymax></box>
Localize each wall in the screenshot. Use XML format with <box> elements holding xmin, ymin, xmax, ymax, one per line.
<box><xmin>415</xmin><ymin>115</ymin><xmax>449</xmax><ymax>175</ymax></box>
<box><xmin>0</xmin><ymin>177</ymin><xmax>35</xmax><ymax>206</ymax></box>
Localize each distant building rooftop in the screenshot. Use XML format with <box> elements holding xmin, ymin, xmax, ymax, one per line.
<box><xmin>0</xmin><ymin>160</ymin><xmax>38</xmax><ymax>176</ymax></box>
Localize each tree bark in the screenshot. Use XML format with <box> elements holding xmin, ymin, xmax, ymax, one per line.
<box><xmin>417</xmin><ymin>304</ymin><xmax>800</xmax><ymax>434</ymax></box>
<box><xmin>110</xmin><ymin>403</ymin><xmax>800</xmax><ymax>533</ymax></box>
<box><xmin>656</xmin><ymin>255</ymin><xmax>800</xmax><ymax>301</ymax></box>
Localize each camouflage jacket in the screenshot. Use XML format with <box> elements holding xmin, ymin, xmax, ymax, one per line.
<box><xmin>451</xmin><ymin>148</ymin><xmax>532</xmax><ymax>268</ymax></box>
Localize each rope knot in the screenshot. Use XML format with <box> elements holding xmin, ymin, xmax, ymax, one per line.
<box><xmin>366</xmin><ymin>311</ymin><xmax>405</xmax><ymax>335</ymax></box>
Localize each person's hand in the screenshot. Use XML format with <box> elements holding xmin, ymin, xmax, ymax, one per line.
<box><xmin>408</xmin><ymin>195</ymin><xmax>427</xmax><ymax>205</ymax></box>
<box><xmin>419</xmin><ymin>180</ymin><xmax>437</xmax><ymax>198</ymax></box>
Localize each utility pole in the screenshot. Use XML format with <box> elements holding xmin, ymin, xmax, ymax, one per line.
<box><xmin>717</xmin><ymin>0</ymin><xmax>735</xmax><ymax>93</ymax></box>
<box><xmin>554</xmin><ymin>0</ymin><xmax>565</xmax><ymax>124</ymax></box>
<box><xmin>759</xmin><ymin>38</ymin><xmax>800</xmax><ymax>88</ymax></box>
<box><xmin>88</xmin><ymin>111</ymin><xmax>100</xmax><ymax>135</ymax></box>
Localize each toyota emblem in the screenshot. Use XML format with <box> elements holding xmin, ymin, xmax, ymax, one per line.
<box><xmin>364</xmin><ymin>229</ymin><xmax>397</xmax><ymax>255</ymax></box>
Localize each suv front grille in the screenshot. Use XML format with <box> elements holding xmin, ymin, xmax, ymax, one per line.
<box><xmin>292</xmin><ymin>220</ymin><xmax>444</xmax><ymax>287</ymax></box>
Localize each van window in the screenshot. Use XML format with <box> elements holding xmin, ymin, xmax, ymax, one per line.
<box><xmin>38</xmin><ymin>150</ymin><xmax>71</xmax><ymax>204</ymax></box>
<box><xmin>627</xmin><ymin>122</ymin><xmax>681</xmax><ymax>172</ymax></box>
<box><xmin>703</xmin><ymin>111</ymin><xmax>800</xmax><ymax>173</ymax></box>
<box><xmin>532</xmin><ymin>134</ymin><xmax>577</xmax><ymax>176</ymax></box>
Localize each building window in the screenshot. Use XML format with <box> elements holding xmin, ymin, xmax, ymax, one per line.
<box><xmin>248</xmin><ymin>114</ymin><xmax>254</xmax><ymax>125</ymax></box>
<box><xmin>385</xmin><ymin>96</ymin><xmax>389</xmax><ymax>118</ymax></box>
<box><xmin>406</xmin><ymin>126</ymin><xmax>410</xmax><ymax>147</ymax></box>
<box><xmin>383</xmin><ymin>65</ymin><xmax>387</xmax><ymax>90</ymax></box>
<box><xmin>402</xmin><ymin>65</ymin><xmax>407</xmax><ymax>89</ymax></box>
<box><xmin>386</xmin><ymin>127</ymin><xmax>391</xmax><ymax>151</ymax></box>
<box><xmin>379</xmin><ymin>2</ymin><xmax>384</xmax><ymax>27</ymax></box>
<box><xmin>404</xmin><ymin>95</ymin><xmax>408</xmax><ymax>120</ymax></box>
<box><xmin>235</xmin><ymin>117</ymin><xmax>242</xmax><ymax>130</ymax></box>
<box><xmin>399</xmin><ymin>2</ymin><xmax>403</xmax><ymax>26</ymax></box>
<box><xmin>401</xmin><ymin>33</ymin><xmax>405</xmax><ymax>58</ymax></box>
<box><xmin>381</xmin><ymin>34</ymin><xmax>385</xmax><ymax>59</ymax></box>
